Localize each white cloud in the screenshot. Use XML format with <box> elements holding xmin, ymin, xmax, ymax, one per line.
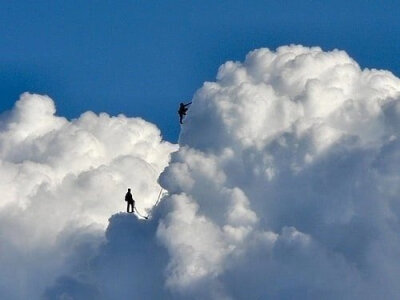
<box><xmin>5</xmin><ymin>45</ymin><xmax>400</xmax><ymax>299</ymax></box>
<box><xmin>157</xmin><ymin>45</ymin><xmax>400</xmax><ymax>299</ymax></box>
<box><xmin>0</xmin><ymin>93</ymin><xmax>177</xmax><ymax>299</ymax></box>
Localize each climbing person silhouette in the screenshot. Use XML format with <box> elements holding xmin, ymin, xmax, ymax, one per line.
<box><xmin>178</xmin><ymin>102</ymin><xmax>192</xmax><ymax>124</ymax></box>
<box><xmin>125</xmin><ymin>188</ymin><xmax>135</xmax><ymax>213</ymax></box>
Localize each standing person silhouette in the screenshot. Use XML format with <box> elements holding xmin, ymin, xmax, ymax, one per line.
<box><xmin>125</xmin><ymin>188</ymin><xmax>135</xmax><ymax>213</ymax></box>
<box><xmin>178</xmin><ymin>102</ymin><xmax>192</xmax><ymax>124</ymax></box>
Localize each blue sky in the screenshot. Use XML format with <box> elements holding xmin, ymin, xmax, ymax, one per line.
<box><xmin>1</xmin><ymin>0</ymin><xmax>399</xmax><ymax>142</ymax></box>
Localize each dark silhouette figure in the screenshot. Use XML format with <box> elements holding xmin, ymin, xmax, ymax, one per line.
<box><xmin>125</xmin><ymin>188</ymin><xmax>135</xmax><ymax>213</ymax></box>
<box><xmin>178</xmin><ymin>102</ymin><xmax>192</xmax><ymax>124</ymax></box>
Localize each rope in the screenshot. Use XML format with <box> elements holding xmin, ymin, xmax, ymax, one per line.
<box><xmin>154</xmin><ymin>187</ymin><xmax>164</xmax><ymax>207</ymax></box>
<box><xmin>134</xmin><ymin>206</ymin><xmax>148</xmax><ymax>219</ymax></box>
<box><xmin>130</xmin><ymin>187</ymin><xmax>165</xmax><ymax>220</ymax></box>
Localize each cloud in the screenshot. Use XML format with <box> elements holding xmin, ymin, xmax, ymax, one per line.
<box><xmin>44</xmin><ymin>213</ymin><xmax>172</xmax><ymax>300</ymax></box>
<box><xmin>5</xmin><ymin>45</ymin><xmax>400</xmax><ymax>299</ymax></box>
<box><xmin>157</xmin><ymin>45</ymin><xmax>400</xmax><ymax>299</ymax></box>
<box><xmin>0</xmin><ymin>93</ymin><xmax>177</xmax><ymax>299</ymax></box>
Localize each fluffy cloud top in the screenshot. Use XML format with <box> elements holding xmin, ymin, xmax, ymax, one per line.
<box><xmin>0</xmin><ymin>93</ymin><xmax>176</xmax><ymax>299</ymax></box>
<box><xmin>158</xmin><ymin>45</ymin><xmax>400</xmax><ymax>299</ymax></box>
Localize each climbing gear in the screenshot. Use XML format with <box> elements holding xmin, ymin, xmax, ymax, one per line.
<box><xmin>133</xmin><ymin>187</ymin><xmax>165</xmax><ymax>220</ymax></box>
<box><xmin>134</xmin><ymin>207</ymin><xmax>149</xmax><ymax>220</ymax></box>
<box><xmin>154</xmin><ymin>187</ymin><xmax>163</xmax><ymax>207</ymax></box>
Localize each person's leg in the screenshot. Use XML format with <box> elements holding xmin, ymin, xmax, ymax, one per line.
<box><xmin>127</xmin><ymin>202</ymin><xmax>130</xmax><ymax>213</ymax></box>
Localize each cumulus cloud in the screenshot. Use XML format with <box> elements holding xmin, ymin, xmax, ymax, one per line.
<box><xmin>6</xmin><ymin>45</ymin><xmax>400</xmax><ymax>300</ymax></box>
<box><xmin>157</xmin><ymin>45</ymin><xmax>400</xmax><ymax>299</ymax></box>
<box><xmin>0</xmin><ymin>93</ymin><xmax>177</xmax><ymax>299</ymax></box>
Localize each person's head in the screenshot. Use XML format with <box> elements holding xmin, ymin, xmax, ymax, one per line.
<box><xmin>128</xmin><ymin>188</ymin><xmax>131</xmax><ymax>192</ymax></box>
<box><xmin>180</xmin><ymin>102</ymin><xmax>184</xmax><ymax>106</ymax></box>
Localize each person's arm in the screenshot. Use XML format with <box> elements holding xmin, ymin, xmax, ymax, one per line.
<box><xmin>184</xmin><ymin>102</ymin><xmax>192</xmax><ymax>107</ymax></box>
